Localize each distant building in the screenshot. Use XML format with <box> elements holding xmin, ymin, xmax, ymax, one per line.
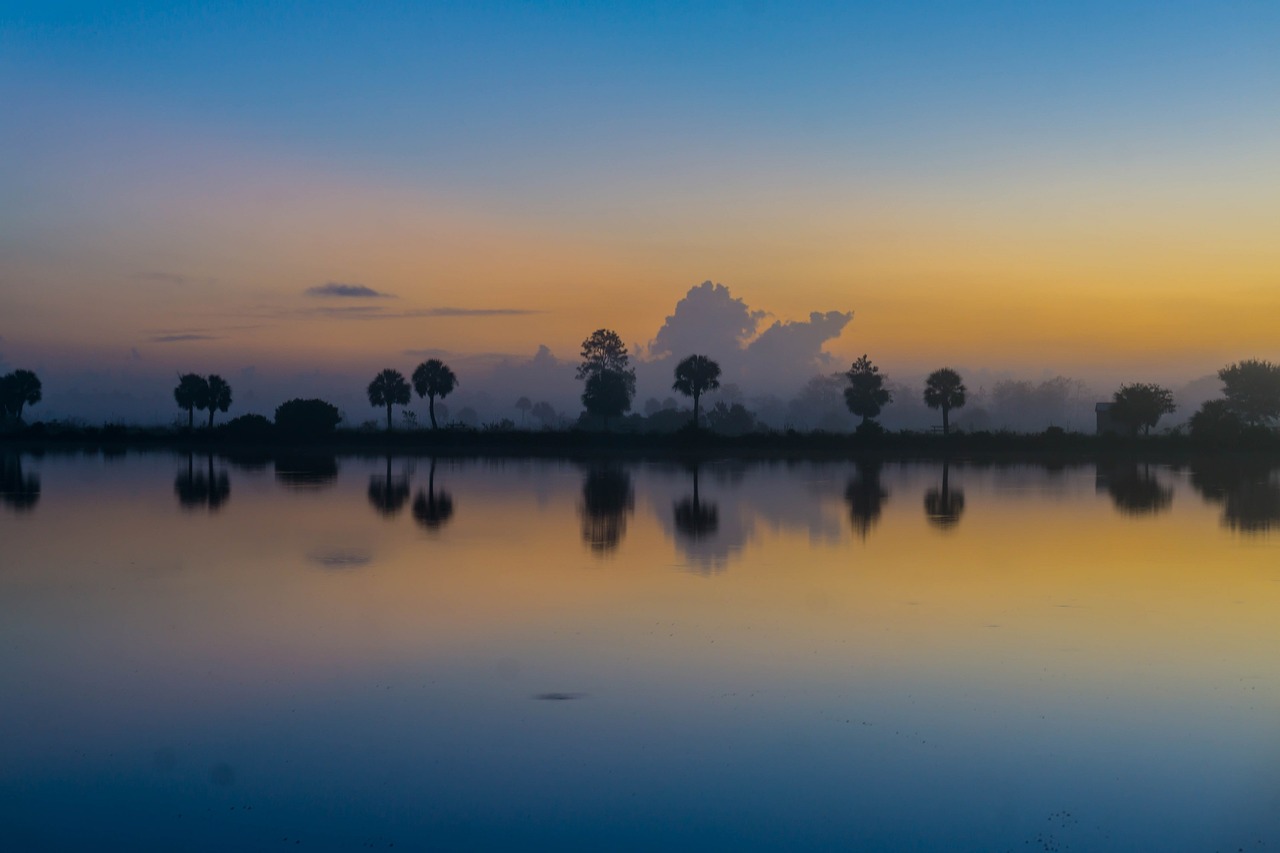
<box><xmin>1095</xmin><ymin>402</ymin><xmax>1118</xmax><ymax>435</ymax></box>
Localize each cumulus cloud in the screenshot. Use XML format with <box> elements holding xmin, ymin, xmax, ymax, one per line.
<box><xmin>741</xmin><ymin>310</ymin><xmax>854</xmax><ymax>390</ymax></box>
<box><xmin>305</xmin><ymin>282</ymin><xmax>393</xmax><ymax>298</ymax></box>
<box><xmin>635</xmin><ymin>281</ymin><xmax>853</xmax><ymax>402</ymax></box>
<box><xmin>647</xmin><ymin>281</ymin><xmax>765</xmax><ymax>363</ymax></box>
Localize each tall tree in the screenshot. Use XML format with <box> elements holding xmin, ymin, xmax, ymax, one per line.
<box><xmin>367</xmin><ymin>368</ymin><xmax>411</xmax><ymax>431</ymax></box>
<box><xmin>1219</xmin><ymin>359</ymin><xmax>1280</xmax><ymax>426</ymax></box>
<box><xmin>174</xmin><ymin>373</ymin><xmax>209</xmax><ymax>430</ymax></box>
<box><xmin>1</xmin><ymin>370</ymin><xmax>42</xmax><ymax>422</ymax></box>
<box><xmin>515</xmin><ymin>396</ymin><xmax>532</xmax><ymax>425</ymax></box>
<box><xmin>672</xmin><ymin>354</ymin><xmax>722</xmax><ymax>428</ymax></box>
<box><xmin>581</xmin><ymin>370</ymin><xmax>632</xmax><ymax>429</ymax></box>
<box><xmin>411</xmin><ymin>359</ymin><xmax>458</xmax><ymax>430</ymax></box>
<box><xmin>1110</xmin><ymin>382</ymin><xmax>1175</xmax><ymax>435</ymax></box>
<box><xmin>843</xmin><ymin>355</ymin><xmax>892</xmax><ymax>426</ymax></box>
<box><xmin>577</xmin><ymin>328</ymin><xmax>634</xmax><ymax>381</ymax></box>
<box><xmin>577</xmin><ymin>329</ymin><xmax>636</xmax><ymax>427</ymax></box>
<box><xmin>205</xmin><ymin>374</ymin><xmax>233</xmax><ymax>428</ymax></box>
<box><xmin>923</xmin><ymin>368</ymin><xmax>967</xmax><ymax>436</ymax></box>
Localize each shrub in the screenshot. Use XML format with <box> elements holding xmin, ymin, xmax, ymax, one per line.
<box><xmin>274</xmin><ymin>399</ymin><xmax>342</xmax><ymax>436</ymax></box>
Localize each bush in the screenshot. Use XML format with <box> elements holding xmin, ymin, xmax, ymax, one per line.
<box><xmin>221</xmin><ymin>413</ymin><xmax>274</xmax><ymax>439</ymax></box>
<box><xmin>274</xmin><ymin>399</ymin><xmax>342</xmax><ymax>436</ymax></box>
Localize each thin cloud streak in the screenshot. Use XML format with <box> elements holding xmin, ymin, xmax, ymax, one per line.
<box><xmin>149</xmin><ymin>334</ymin><xmax>218</xmax><ymax>343</ymax></box>
<box><xmin>305</xmin><ymin>282</ymin><xmax>394</xmax><ymax>298</ymax></box>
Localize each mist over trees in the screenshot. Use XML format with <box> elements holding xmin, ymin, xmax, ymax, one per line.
<box><xmin>7</xmin><ymin>282</ymin><xmax>1279</xmax><ymax>440</ymax></box>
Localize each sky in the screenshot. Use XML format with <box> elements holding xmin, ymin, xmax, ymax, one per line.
<box><xmin>2</xmin><ymin>1</ymin><xmax>1278</xmax><ymax>423</ymax></box>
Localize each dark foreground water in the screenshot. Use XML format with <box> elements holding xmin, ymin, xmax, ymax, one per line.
<box><xmin>2</xmin><ymin>451</ymin><xmax>1279</xmax><ymax>851</ymax></box>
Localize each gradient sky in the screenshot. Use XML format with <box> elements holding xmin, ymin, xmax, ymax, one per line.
<box><xmin>2</xmin><ymin>1</ymin><xmax>1278</xmax><ymax>404</ymax></box>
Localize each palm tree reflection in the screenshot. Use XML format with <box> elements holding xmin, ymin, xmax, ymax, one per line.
<box><xmin>580</xmin><ymin>466</ymin><xmax>634</xmax><ymax>554</ymax></box>
<box><xmin>845</xmin><ymin>458</ymin><xmax>888</xmax><ymax>539</ymax></box>
<box><xmin>923</xmin><ymin>460</ymin><xmax>965</xmax><ymax>530</ymax></box>
<box><xmin>174</xmin><ymin>452</ymin><xmax>230</xmax><ymax>511</ymax></box>
<box><xmin>412</xmin><ymin>458</ymin><xmax>454</xmax><ymax>531</ymax></box>
<box><xmin>673</xmin><ymin>463</ymin><xmax>719</xmax><ymax>541</ymax></box>
<box><xmin>368</xmin><ymin>455</ymin><xmax>411</xmax><ymax>517</ymax></box>
<box><xmin>0</xmin><ymin>453</ymin><xmax>40</xmax><ymax>512</ymax></box>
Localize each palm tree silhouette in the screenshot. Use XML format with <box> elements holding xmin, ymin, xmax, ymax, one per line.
<box><xmin>412</xmin><ymin>459</ymin><xmax>454</xmax><ymax>530</ymax></box>
<box><xmin>367</xmin><ymin>369</ymin><xmax>411</xmax><ymax>431</ymax></box>
<box><xmin>923</xmin><ymin>461</ymin><xmax>965</xmax><ymax>530</ymax></box>
<box><xmin>672</xmin><ymin>355</ymin><xmax>722</xmax><ymax>428</ymax></box>
<box><xmin>412</xmin><ymin>360</ymin><xmax>458</xmax><ymax>430</ymax></box>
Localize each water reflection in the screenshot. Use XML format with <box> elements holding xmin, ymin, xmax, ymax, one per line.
<box><xmin>274</xmin><ymin>453</ymin><xmax>339</xmax><ymax>490</ymax></box>
<box><xmin>845</xmin><ymin>458</ymin><xmax>888</xmax><ymax>539</ymax></box>
<box><xmin>923</xmin><ymin>460</ymin><xmax>965</xmax><ymax>530</ymax></box>
<box><xmin>673</xmin><ymin>463</ymin><xmax>719</xmax><ymax>541</ymax></box>
<box><xmin>0</xmin><ymin>453</ymin><xmax>40</xmax><ymax>512</ymax></box>
<box><xmin>579</xmin><ymin>466</ymin><xmax>633</xmax><ymax>554</ymax></box>
<box><xmin>412</xmin><ymin>459</ymin><xmax>454</xmax><ymax>531</ymax></box>
<box><xmin>1097</xmin><ymin>461</ymin><xmax>1172</xmax><ymax>516</ymax></box>
<box><xmin>368</xmin><ymin>455</ymin><xmax>411</xmax><ymax>518</ymax></box>
<box><xmin>1190</xmin><ymin>458</ymin><xmax>1280</xmax><ymax>535</ymax></box>
<box><xmin>5</xmin><ymin>452</ymin><xmax>1280</xmax><ymax>852</ymax></box>
<box><xmin>173</xmin><ymin>452</ymin><xmax>230</xmax><ymax>511</ymax></box>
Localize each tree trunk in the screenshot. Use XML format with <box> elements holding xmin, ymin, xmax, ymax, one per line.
<box><xmin>692</xmin><ymin>391</ymin><xmax>700</xmax><ymax>428</ymax></box>
<box><xmin>208</xmin><ymin>407</ymin><xmax>215</xmax><ymax>428</ymax></box>
<box><xmin>942</xmin><ymin>406</ymin><xmax>950</xmax><ymax>436</ymax></box>
<box><xmin>188</xmin><ymin>407</ymin><xmax>194</xmax><ymax>430</ymax></box>
<box><xmin>386</xmin><ymin>403</ymin><xmax>393</xmax><ymax>431</ymax></box>
<box><xmin>429</xmin><ymin>396</ymin><xmax>438</xmax><ymax>430</ymax></box>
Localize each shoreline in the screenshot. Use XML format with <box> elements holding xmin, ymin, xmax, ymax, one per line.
<box><xmin>3</xmin><ymin>424</ymin><xmax>1277</xmax><ymax>463</ymax></box>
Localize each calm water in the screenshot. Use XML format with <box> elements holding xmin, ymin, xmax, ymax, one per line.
<box><xmin>2</xmin><ymin>451</ymin><xmax>1279</xmax><ymax>851</ymax></box>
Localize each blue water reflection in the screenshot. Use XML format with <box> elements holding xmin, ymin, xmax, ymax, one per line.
<box><xmin>1</xmin><ymin>451</ymin><xmax>1278</xmax><ymax>851</ymax></box>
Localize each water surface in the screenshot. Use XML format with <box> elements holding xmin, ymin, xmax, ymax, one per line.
<box><xmin>3</xmin><ymin>452</ymin><xmax>1279</xmax><ymax>851</ymax></box>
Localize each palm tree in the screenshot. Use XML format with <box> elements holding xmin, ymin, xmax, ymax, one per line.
<box><xmin>367</xmin><ymin>368</ymin><xmax>411</xmax><ymax>431</ymax></box>
<box><xmin>411</xmin><ymin>359</ymin><xmax>458</xmax><ymax>429</ymax></box>
<box><xmin>205</xmin><ymin>375</ymin><xmax>233</xmax><ymax>428</ymax></box>
<box><xmin>515</xmin><ymin>396</ymin><xmax>532</xmax><ymax>426</ymax></box>
<box><xmin>923</xmin><ymin>368</ymin><xmax>967</xmax><ymax>436</ymax></box>
<box><xmin>174</xmin><ymin>373</ymin><xmax>209</xmax><ymax>430</ymax></box>
<box><xmin>672</xmin><ymin>354</ymin><xmax>721</xmax><ymax>428</ymax></box>
<box><xmin>1</xmin><ymin>370</ymin><xmax>42</xmax><ymax>422</ymax></box>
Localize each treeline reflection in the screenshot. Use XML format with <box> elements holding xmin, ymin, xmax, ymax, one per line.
<box><xmin>3</xmin><ymin>452</ymin><xmax>1277</xmax><ymax>548</ymax></box>
<box><xmin>0</xmin><ymin>453</ymin><xmax>40</xmax><ymax>512</ymax></box>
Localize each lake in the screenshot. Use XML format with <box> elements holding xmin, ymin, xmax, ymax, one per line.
<box><xmin>2</xmin><ymin>450</ymin><xmax>1279</xmax><ymax>851</ymax></box>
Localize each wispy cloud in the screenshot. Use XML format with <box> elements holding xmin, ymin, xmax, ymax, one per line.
<box><xmin>305</xmin><ymin>282</ymin><xmax>393</xmax><ymax>299</ymax></box>
<box><xmin>416</xmin><ymin>307</ymin><xmax>541</xmax><ymax>317</ymax></box>
<box><xmin>150</xmin><ymin>333</ymin><xmax>218</xmax><ymax>343</ymax></box>
<box><xmin>307</xmin><ymin>305</ymin><xmax>540</xmax><ymax>320</ymax></box>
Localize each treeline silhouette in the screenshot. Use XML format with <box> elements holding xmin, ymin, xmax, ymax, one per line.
<box><xmin>3</xmin><ymin>346</ymin><xmax>1280</xmax><ymax>450</ymax></box>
